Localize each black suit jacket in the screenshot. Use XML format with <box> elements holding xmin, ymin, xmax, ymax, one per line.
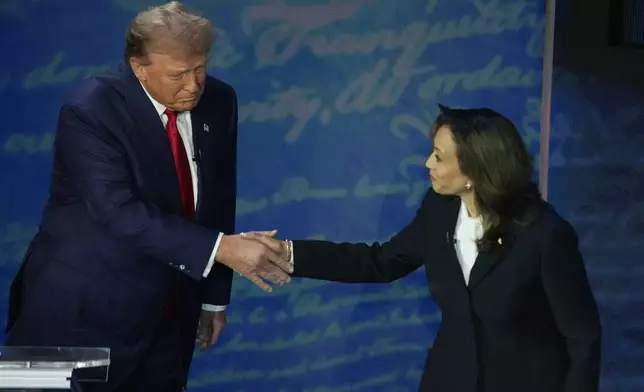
<box><xmin>292</xmin><ymin>187</ymin><xmax>601</xmax><ymax>392</ymax></box>
<box><xmin>5</xmin><ymin>63</ymin><xmax>237</xmax><ymax>386</ymax></box>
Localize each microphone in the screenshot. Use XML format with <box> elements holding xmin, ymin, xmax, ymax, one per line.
<box><xmin>446</xmin><ymin>231</ymin><xmax>457</xmax><ymax>245</ymax></box>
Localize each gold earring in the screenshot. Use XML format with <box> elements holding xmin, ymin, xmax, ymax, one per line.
<box><xmin>465</xmin><ymin>182</ymin><xmax>472</xmax><ymax>190</ymax></box>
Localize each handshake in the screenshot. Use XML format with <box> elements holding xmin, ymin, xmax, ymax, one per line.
<box><xmin>216</xmin><ymin>230</ymin><xmax>293</xmax><ymax>292</ymax></box>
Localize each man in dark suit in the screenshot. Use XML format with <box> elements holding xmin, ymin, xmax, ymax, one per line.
<box><xmin>4</xmin><ymin>2</ymin><xmax>291</xmax><ymax>391</ymax></box>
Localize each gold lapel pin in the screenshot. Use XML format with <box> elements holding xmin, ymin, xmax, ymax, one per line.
<box><xmin>497</xmin><ymin>237</ymin><xmax>503</xmax><ymax>245</ymax></box>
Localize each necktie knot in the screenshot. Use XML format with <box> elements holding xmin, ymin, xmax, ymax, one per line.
<box><xmin>164</xmin><ymin>108</ymin><xmax>177</xmax><ymax>121</ymax></box>
<box><xmin>163</xmin><ymin>107</ymin><xmax>194</xmax><ymax>219</ymax></box>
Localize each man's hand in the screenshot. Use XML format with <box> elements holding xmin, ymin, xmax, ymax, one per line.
<box><xmin>196</xmin><ymin>310</ymin><xmax>226</xmax><ymax>351</ymax></box>
<box><xmin>216</xmin><ymin>230</ymin><xmax>292</xmax><ymax>292</ymax></box>
<box><xmin>243</xmin><ymin>231</ymin><xmax>289</xmax><ymax>260</ymax></box>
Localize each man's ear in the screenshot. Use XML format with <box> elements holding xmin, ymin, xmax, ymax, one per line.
<box><xmin>129</xmin><ymin>57</ymin><xmax>148</xmax><ymax>82</ymax></box>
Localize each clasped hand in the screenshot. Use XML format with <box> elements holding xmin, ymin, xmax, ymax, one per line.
<box><xmin>218</xmin><ymin>230</ymin><xmax>291</xmax><ymax>292</ymax></box>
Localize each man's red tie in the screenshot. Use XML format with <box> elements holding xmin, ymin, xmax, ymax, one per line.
<box><xmin>162</xmin><ymin>109</ymin><xmax>194</xmax><ymax>319</ymax></box>
<box><xmin>164</xmin><ymin>109</ymin><xmax>195</xmax><ymax>219</ymax></box>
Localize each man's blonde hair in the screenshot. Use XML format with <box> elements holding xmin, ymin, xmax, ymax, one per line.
<box><xmin>124</xmin><ymin>1</ymin><xmax>214</xmax><ymax>64</ymax></box>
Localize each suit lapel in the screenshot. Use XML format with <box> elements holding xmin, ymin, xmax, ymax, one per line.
<box><xmin>468</xmin><ymin>232</ymin><xmax>515</xmax><ymax>289</ymax></box>
<box><xmin>437</xmin><ymin>196</ymin><xmax>469</xmax><ymax>288</ymax></box>
<box><xmin>190</xmin><ymin>102</ymin><xmax>207</xmax><ymax>214</ymax></box>
<box><xmin>190</xmin><ymin>94</ymin><xmax>228</xmax><ymax>219</ymax></box>
<box><xmin>436</xmin><ymin>193</ymin><xmax>517</xmax><ymax>290</ymax></box>
<box><xmin>120</xmin><ymin>64</ymin><xmax>182</xmax><ymax>212</ymax></box>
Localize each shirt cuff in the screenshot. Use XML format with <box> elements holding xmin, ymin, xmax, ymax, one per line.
<box><xmin>202</xmin><ymin>232</ymin><xmax>224</xmax><ymax>278</ymax></box>
<box><xmin>202</xmin><ymin>304</ymin><xmax>227</xmax><ymax>312</ymax></box>
<box><xmin>289</xmin><ymin>240</ymin><xmax>295</xmax><ymax>267</ymax></box>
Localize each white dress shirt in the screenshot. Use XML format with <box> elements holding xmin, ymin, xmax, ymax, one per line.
<box><xmin>141</xmin><ymin>85</ymin><xmax>225</xmax><ymax>312</ymax></box>
<box><xmin>453</xmin><ymin>200</ymin><xmax>483</xmax><ymax>285</ymax></box>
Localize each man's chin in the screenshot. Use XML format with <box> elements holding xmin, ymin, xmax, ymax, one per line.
<box><xmin>172</xmin><ymin>100</ymin><xmax>198</xmax><ymax>111</ymax></box>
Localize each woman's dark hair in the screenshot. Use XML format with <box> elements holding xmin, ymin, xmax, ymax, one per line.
<box><xmin>431</xmin><ymin>104</ymin><xmax>541</xmax><ymax>251</ymax></box>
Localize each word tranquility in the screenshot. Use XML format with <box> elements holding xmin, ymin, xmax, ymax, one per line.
<box><xmin>246</xmin><ymin>0</ymin><xmax>544</xmax><ymax>68</ymax></box>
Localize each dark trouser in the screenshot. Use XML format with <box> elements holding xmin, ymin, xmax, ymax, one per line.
<box><xmin>71</xmin><ymin>313</ymin><xmax>196</xmax><ymax>392</ymax></box>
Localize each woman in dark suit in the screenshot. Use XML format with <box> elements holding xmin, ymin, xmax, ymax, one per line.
<box><xmin>248</xmin><ymin>106</ymin><xmax>601</xmax><ymax>392</ymax></box>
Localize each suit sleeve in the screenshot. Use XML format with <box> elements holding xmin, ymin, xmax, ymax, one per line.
<box><xmin>56</xmin><ymin>104</ymin><xmax>218</xmax><ymax>281</ymax></box>
<box><xmin>541</xmin><ymin>220</ymin><xmax>602</xmax><ymax>392</ymax></box>
<box><xmin>201</xmin><ymin>89</ymin><xmax>237</xmax><ymax>306</ymax></box>
<box><xmin>291</xmin><ymin>190</ymin><xmax>435</xmax><ymax>283</ymax></box>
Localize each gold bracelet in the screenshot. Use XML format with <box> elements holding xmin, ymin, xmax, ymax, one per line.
<box><xmin>285</xmin><ymin>239</ymin><xmax>291</xmax><ymax>262</ymax></box>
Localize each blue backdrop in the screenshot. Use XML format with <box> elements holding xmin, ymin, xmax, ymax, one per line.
<box><xmin>1</xmin><ymin>0</ymin><xmax>549</xmax><ymax>390</ymax></box>
<box><xmin>548</xmin><ymin>0</ymin><xmax>644</xmax><ymax>389</ymax></box>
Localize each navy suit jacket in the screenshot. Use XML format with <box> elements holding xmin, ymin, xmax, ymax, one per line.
<box><xmin>5</xmin><ymin>63</ymin><xmax>237</xmax><ymax>347</ymax></box>
<box><xmin>292</xmin><ymin>187</ymin><xmax>601</xmax><ymax>392</ymax></box>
